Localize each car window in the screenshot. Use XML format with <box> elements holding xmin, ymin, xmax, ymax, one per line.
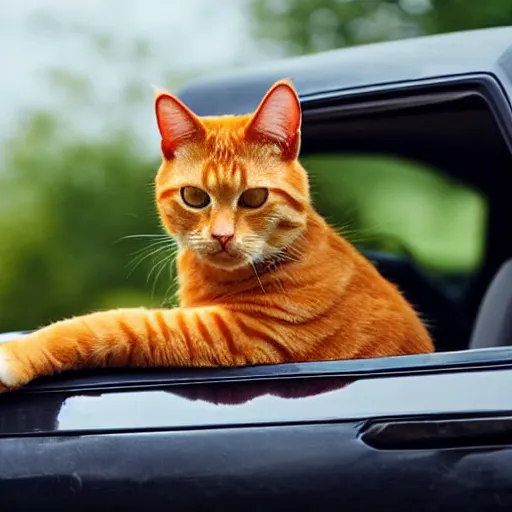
<box><xmin>301</xmin><ymin>153</ymin><xmax>488</xmax><ymax>276</ymax></box>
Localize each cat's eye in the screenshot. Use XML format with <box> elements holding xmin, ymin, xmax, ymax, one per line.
<box><xmin>180</xmin><ymin>186</ymin><xmax>211</xmax><ymax>208</ymax></box>
<box><xmin>238</xmin><ymin>188</ymin><xmax>269</xmax><ymax>209</ymax></box>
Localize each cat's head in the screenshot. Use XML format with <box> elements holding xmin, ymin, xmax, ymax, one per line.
<box><xmin>154</xmin><ymin>79</ymin><xmax>309</xmax><ymax>270</ymax></box>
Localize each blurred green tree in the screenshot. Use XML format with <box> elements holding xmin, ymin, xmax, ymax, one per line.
<box><xmin>0</xmin><ymin>28</ymin><xmax>183</xmax><ymax>332</ymax></box>
<box><xmin>0</xmin><ymin>108</ymin><xmax>179</xmax><ymax>332</ymax></box>
<box><xmin>251</xmin><ymin>0</ymin><xmax>512</xmax><ymax>55</ymax></box>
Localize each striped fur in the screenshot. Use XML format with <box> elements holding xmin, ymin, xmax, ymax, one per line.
<box><xmin>0</xmin><ymin>80</ymin><xmax>433</xmax><ymax>391</ymax></box>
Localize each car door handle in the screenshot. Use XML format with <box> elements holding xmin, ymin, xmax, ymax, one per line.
<box><xmin>360</xmin><ymin>416</ymin><xmax>512</xmax><ymax>450</ymax></box>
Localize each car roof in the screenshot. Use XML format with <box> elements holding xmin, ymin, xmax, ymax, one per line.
<box><xmin>178</xmin><ymin>27</ymin><xmax>512</xmax><ymax>116</ymax></box>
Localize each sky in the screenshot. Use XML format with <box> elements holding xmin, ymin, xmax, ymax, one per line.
<box><xmin>0</xmin><ymin>0</ymin><xmax>275</xmax><ymax>151</ymax></box>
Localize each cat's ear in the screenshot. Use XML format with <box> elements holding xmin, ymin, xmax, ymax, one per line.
<box><xmin>155</xmin><ymin>89</ymin><xmax>205</xmax><ymax>158</ymax></box>
<box><xmin>246</xmin><ymin>79</ymin><xmax>302</xmax><ymax>159</ymax></box>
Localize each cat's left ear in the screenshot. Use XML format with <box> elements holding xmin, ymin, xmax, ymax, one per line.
<box><xmin>155</xmin><ymin>89</ymin><xmax>205</xmax><ymax>159</ymax></box>
<box><xmin>246</xmin><ymin>79</ymin><xmax>302</xmax><ymax>160</ymax></box>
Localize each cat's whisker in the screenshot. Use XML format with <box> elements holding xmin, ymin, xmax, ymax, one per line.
<box><xmin>113</xmin><ymin>233</ymin><xmax>169</xmax><ymax>245</ymax></box>
<box><xmin>249</xmin><ymin>260</ymin><xmax>266</xmax><ymax>294</ymax></box>
<box><xmin>162</xmin><ymin>261</ymin><xmax>180</xmax><ymax>307</ymax></box>
<box><xmin>129</xmin><ymin>238</ymin><xmax>176</xmax><ymax>258</ymax></box>
<box><xmin>332</xmin><ymin>221</ymin><xmax>388</xmax><ymax>245</ymax></box>
<box><xmin>127</xmin><ymin>243</ymin><xmax>176</xmax><ymax>278</ymax></box>
<box><xmin>150</xmin><ymin>250</ymin><xmax>178</xmax><ymax>301</ymax></box>
<box><xmin>127</xmin><ymin>242</ymin><xmax>174</xmax><ymax>269</ymax></box>
<box><xmin>117</xmin><ymin>233</ymin><xmax>176</xmax><ymax>276</ymax></box>
<box><xmin>147</xmin><ymin>248</ymin><xmax>178</xmax><ymax>286</ymax></box>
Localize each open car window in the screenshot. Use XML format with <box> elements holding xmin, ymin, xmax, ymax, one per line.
<box><xmin>303</xmin><ymin>154</ymin><xmax>488</xmax><ymax>276</ymax></box>
<box><xmin>301</xmin><ymin>153</ymin><xmax>490</xmax><ymax>353</ymax></box>
<box><xmin>293</xmin><ymin>84</ymin><xmax>512</xmax><ymax>354</ymax></box>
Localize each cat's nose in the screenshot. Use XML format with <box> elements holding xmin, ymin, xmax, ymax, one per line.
<box><xmin>212</xmin><ymin>233</ymin><xmax>234</xmax><ymax>250</ymax></box>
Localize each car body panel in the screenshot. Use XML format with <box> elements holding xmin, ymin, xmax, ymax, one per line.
<box><xmin>2</xmin><ymin>361</ymin><xmax>512</xmax><ymax>512</ymax></box>
<box><xmin>0</xmin><ymin>368</ymin><xmax>512</xmax><ymax>436</ymax></box>
<box><xmin>3</xmin><ymin>423</ymin><xmax>512</xmax><ymax>512</ymax></box>
<box><xmin>178</xmin><ymin>27</ymin><xmax>512</xmax><ymax>116</ymax></box>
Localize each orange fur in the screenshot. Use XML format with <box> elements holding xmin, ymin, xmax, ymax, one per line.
<box><xmin>0</xmin><ymin>79</ymin><xmax>433</xmax><ymax>391</ymax></box>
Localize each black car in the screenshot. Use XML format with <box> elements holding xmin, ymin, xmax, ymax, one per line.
<box><xmin>2</xmin><ymin>26</ymin><xmax>512</xmax><ymax>511</ymax></box>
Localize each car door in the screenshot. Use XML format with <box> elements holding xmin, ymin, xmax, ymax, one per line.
<box><xmin>1</xmin><ymin>348</ymin><xmax>512</xmax><ymax>511</ymax></box>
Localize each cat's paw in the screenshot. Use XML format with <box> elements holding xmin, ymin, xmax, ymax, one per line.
<box><xmin>0</xmin><ymin>347</ymin><xmax>18</xmax><ymax>392</ymax></box>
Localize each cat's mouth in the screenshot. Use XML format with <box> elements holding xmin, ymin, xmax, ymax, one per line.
<box><xmin>204</xmin><ymin>247</ymin><xmax>249</xmax><ymax>269</ymax></box>
<box><xmin>213</xmin><ymin>249</ymin><xmax>235</xmax><ymax>259</ymax></box>
<box><xmin>212</xmin><ymin>248</ymin><xmax>242</xmax><ymax>261</ymax></box>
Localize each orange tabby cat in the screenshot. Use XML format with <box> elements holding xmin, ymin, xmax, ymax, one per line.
<box><xmin>0</xmin><ymin>79</ymin><xmax>433</xmax><ymax>391</ymax></box>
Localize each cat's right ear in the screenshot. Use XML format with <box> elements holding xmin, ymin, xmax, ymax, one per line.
<box><xmin>155</xmin><ymin>89</ymin><xmax>205</xmax><ymax>159</ymax></box>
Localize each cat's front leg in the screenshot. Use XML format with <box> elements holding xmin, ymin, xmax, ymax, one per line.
<box><xmin>0</xmin><ymin>306</ymin><xmax>291</xmax><ymax>391</ymax></box>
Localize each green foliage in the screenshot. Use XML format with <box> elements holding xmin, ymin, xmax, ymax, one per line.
<box><xmin>303</xmin><ymin>154</ymin><xmax>487</xmax><ymax>273</ymax></box>
<box><xmin>0</xmin><ymin>27</ymin><xmax>186</xmax><ymax>333</ymax></box>
<box><xmin>250</xmin><ymin>0</ymin><xmax>512</xmax><ymax>55</ymax></box>
<box><xmin>0</xmin><ymin>109</ymin><xmax>175</xmax><ymax>332</ymax></box>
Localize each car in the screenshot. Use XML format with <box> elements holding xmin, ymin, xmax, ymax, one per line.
<box><xmin>2</xmin><ymin>26</ymin><xmax>512</xmax><ymax>511</ymax></box>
